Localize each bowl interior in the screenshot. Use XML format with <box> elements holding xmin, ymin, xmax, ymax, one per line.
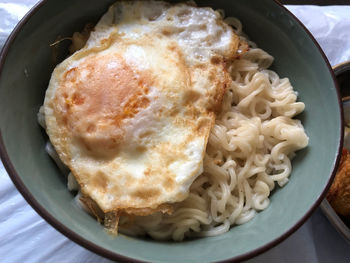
<box><xmin>0</xmin><ymin>0</ymin><xmax>341</xmax><ymax>262</ymax></box>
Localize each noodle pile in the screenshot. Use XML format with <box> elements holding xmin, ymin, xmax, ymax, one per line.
<box><xmin>117</xmin><ymin>17</ymin><xmax>308</xmax><ymax>241</ymax></box>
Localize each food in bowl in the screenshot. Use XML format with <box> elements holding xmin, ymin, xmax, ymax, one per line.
<box><xmin>327</xmin><ymin>149</ymin><xmax>350</xmax><ymax>220</ymax></box>
<box><xmin>38</xmin><ymin>0</ymin><xmax>308</xmax><ymax>241</ymax></box>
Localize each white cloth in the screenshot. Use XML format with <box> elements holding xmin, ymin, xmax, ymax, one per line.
<box><xmin>1</xmin><ymin>2</ymin><xmax>350</xmax><ymax>262</ymax></box>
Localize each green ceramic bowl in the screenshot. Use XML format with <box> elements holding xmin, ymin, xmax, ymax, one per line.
<box><xmin>0</xmin><ymin>0</ymin><xmax>342</xmax><ymax>262</ymax></box>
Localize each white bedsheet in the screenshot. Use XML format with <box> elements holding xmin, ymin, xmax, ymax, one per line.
<box><xmin>1</xmin><ymin>2</ymin><xmax>349</xmax><ymax>262</ymax></box>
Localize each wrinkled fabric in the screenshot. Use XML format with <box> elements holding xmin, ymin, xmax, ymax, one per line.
<box><xmin>1</xmin><ymin>2</ymin><xmax>350</xmax><ymax>263</ymax></box>
<box><xmin>287</xmin><ymin>5</ymin><xmax>350</xmax><ymax>66</ymax></box>
<box><xmin>0</xmin><ymin>0</ymin><xmax>36</xmax><ymax>49</ymax></box>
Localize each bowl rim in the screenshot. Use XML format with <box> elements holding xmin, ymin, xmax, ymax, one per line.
<box><xmin>333</xmin><ymin>60</ymin><xmax>350</xmax><ymax>75</ymax></box>
<box><xmin>0</xmin><ymin>0</ymin><xmax>343</xmax><ymax>262</ymax></box>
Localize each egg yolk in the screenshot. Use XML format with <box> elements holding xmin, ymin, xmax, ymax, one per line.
<box><xmin>54</xmin><ymin>53</ymin><xmax>152</xmax><ymax>157</ymax></box>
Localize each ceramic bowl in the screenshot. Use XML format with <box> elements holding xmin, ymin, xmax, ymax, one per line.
<box><xmin>0</xmin><ymin>0</ymin><xmax>342</xmax><ymax>262</ymax></box>
<box><xmin>320</xmin><ymin>60</ymin><xmax>350</xmax><ymax>244</ymax></box>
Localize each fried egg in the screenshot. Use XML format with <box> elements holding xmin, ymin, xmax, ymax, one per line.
<box><xmin>43</xmin><ymin>1</ymin><xmax>240</xmax><ymax>216</ymax></box>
